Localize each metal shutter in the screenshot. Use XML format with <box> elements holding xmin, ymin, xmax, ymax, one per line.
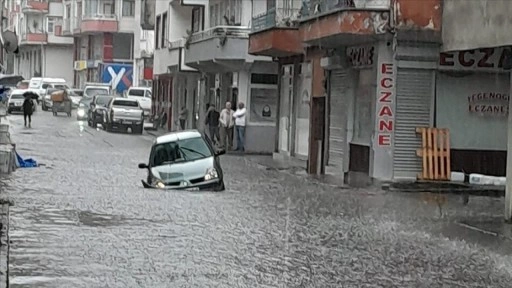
<box><xmin>328</xmin><ymin>69</ymin><xmax>348</xmax><ymax>170</ymax></box>
<box><xmin>393</xmin><ymin>69</ymin><xmax>434</xmax><ymax>179</ymax></box>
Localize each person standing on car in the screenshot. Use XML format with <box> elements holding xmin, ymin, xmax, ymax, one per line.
<box><xmin>233</xmin><ymin>102</ymin><xmax>246</xmax><ymax>152</ymax></box>
<box><xmin>205</xmin><ymin>104</ymin><xmax>220</xmax><ymax>144</ymax></box>
<box><xmin>22</xmin><ymin>94</ymin><xmax>34</xmax><ymax>128</ymax></box>
<box><xmin>219</xmin><ymin>101</ymin><xmax>234</xmax><ymax>150</ymax></box>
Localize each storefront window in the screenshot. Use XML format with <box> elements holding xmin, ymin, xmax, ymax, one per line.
<box><xmin>250</xmin><ymin>87</ymin><xmax>278</xmax><ymax>123</ymax></box>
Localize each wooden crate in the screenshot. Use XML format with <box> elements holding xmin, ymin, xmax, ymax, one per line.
<box><xmin>416</xmin><ymin>127</ymin><xmax>451</xmax><ymax>181</ymax></box>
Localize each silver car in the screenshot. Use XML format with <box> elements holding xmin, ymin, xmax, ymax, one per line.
<box><xmin>139</xmin><ymin>130</ymin><xmax>226</xmax><ymax>191</ymax></box>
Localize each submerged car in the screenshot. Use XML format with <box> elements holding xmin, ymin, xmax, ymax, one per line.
<box><xmin>138</xmin><ymin>130</ymin><xmax>226</xmax><ymax>191</ymax></box>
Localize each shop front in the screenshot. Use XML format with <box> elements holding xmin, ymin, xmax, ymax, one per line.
<box><xmin>323</xmin><ymin>43</ymin><xmax>379</xmax><ymax>182</ymax></box>
<box><xmin>436</xmin><ymin>47</ymin><xmax>510</xmax><ymax>176</ymax></box>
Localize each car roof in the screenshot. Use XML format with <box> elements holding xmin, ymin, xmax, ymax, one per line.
<box><xmin>113</xmin><ymin>97</ymin><xmax>137</xmax><ymax>101</ymax></box>
<box><xmin>10</xmin><ymin>89</ymin><xmax>27</xmax><ymax>95</ymax></box>
<box><xmin>155</xmin><ymin>130</ymin><xmax>203</xmax><ymax>144</ymax></box>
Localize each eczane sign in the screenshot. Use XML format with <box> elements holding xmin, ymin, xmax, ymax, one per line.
<box><xmin>439</xmin><ymin>47</ymin><xmax>512</xmax><ymax>72</ymax></box>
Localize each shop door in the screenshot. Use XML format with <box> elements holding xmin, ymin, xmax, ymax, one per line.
<box><xmin>393</xmin><ymin>69</ymin><xmax>434</xmax><ymax>179</ymax></box>
<box><xmin>295</xmin><ymin>63</ymin><xmax>311</xmax><ymax>158</ymax></box>
<box><xmin>328</xmin><ymin>69</ymin><xmax>349</xmax><ymax>173</ymax></box>
<box><xmin>279</xmin><ymin>65</ymin><xmax>294</xmax><ymax>153</ymax></box>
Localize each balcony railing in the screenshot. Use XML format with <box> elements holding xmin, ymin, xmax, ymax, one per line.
<box><xmin>189</xmin><ymin>26</ymin><xmax>251</xmax><ymax>44</ymax></box>
<box><xmin>82</xmin><ymin>13</ymin><xmax>117</xmax><ymax>20</ymax></box>
<box><xmin>252</xmin><ymin>7</ymin><xmax>301</xmax><ymax>32</ymax></box>
<box><xmin>298</xmin><ymin>0</ymin><xmax>390</xmax><ymax>20</ymax></box>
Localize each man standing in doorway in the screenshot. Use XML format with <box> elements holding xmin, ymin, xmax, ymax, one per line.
<box><xmin>205</xmin><ymin>104</ymin><xmax>220</xmax><ymax>144</ymax></box>
<box><xmin>233</xmin><ymin>102</ymin><xmax>246</xmax><ymax>152</ymax></box>
<box><xmin>178</xmin><ymin>106</ymin><xmax>188</xmax><ymax>130</ymax></box>
<box><xmin>219</xmin><ymin>101</ymin><xmax>234</xmax><ymax>150</ymax></box>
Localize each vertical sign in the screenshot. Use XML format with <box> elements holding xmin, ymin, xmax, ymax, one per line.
<box><xmin>376</xmin><ymin>61</ymin><xmax>395</xmax><ymax>146</ymax></box>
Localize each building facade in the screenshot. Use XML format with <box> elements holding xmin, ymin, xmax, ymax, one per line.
<box><xmin>152</xmin><ymin>0</ymin><xmax>278</xmax><ymax>153</ymax></box>
<box><xmin>250</xmin><ymin>0</ymin><xmax>450</xmax><ymax>183</ymax></box>
<box><xmin>9</xmin><ymin>0</ymin><xmax>74</xmax><ymax>83</ymax></box>
<box><xmin>61</xmin><ymin>0</ymin><xmax>152</xmax><ymax>91</ymax></box>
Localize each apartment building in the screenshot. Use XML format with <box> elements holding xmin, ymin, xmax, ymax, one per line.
<box><xmin>61</xmin><ymin>0</ymin><xmax>153</xmax><ymax>92</ymax></box>
<box><xmin>8</xmin><ymin>0</ymin><xmax>74</xmax><ymax>83</ymax></box>
<box><xmin>152</xmin><ymin>0</ymin><xmax>277</xmax><ymax>153</ymax></box>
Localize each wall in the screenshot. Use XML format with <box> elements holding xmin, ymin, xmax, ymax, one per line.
<box><xmin>442</xmin><ymin>0</ymin><xmax>512</xmax><ymax>52</ymax></box>
<box><xmin>169</xmin><ymin>2</ymin><xmax>192</xmax><ymax>42</ymax></box>
<box><xmin>436</xmin><ymin>72</ymin><xmax>509</xmax><ymax>150</ymax></box>
<box><xmin>49</xmin><ymin>1</ymin><xmax>64</xmax><ymax>16</ymax></box>
<box><xmin>44</xmin><ymin>46</ymin><xmax>74</xmax><ymax>84</ymax></box>
<box><xmin>393</xmin><ymin>0</ymin><xmax>442</xmax><ymax>31</ymax></box>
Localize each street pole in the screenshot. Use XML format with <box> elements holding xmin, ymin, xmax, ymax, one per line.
<box><xmin>0</xmin><ymin>0</ymin><xmax>5</xmax><ymax>70</ymax></box>
<box><xmin>506</xmin><ymin>72</ymin><xmax>512</xmax><ymax>222</ymax></box>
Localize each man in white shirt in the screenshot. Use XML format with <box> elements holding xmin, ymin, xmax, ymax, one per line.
<box><xmin>219</xmin><ymin>101</ymin><xmax>234</xmax><ymax>150</ymax></box>
<box><xmin>233</xmin><ymin>101</ymin><xmax>246</xmax><ymax>152</ymax></box>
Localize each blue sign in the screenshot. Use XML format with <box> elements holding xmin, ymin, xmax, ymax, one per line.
<box><xmin>101</xmin><ymin>63</ymin><xmax>133</xmax><ymax>93</ymax></box>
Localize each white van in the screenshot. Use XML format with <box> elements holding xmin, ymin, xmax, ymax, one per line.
<box><xmin>28</xmin><ymin>77</ymin><xmax>68</xmax><ymax>102</ymax></box>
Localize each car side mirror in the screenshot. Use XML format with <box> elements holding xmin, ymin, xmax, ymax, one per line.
<box><xmin>138</xmin><ymin>163</ymin><xmax>148</xmax><ymax>169</ymax></box>
<box><xmin>215</xmin><ymin>149</ymin><xmax>226</xmax><ymax>156</ymax></box>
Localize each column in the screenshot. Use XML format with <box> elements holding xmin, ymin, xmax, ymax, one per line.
<box><xmin>505</xmin><ymin>72</ymin><xmax>512</xmax><ymax>221</ymax></box>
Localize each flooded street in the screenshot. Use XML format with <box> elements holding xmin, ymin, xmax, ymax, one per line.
<box><xmin>1</xmin><ymin>111</ymin><xmax>512</xmax><ymax>287</ymax></box>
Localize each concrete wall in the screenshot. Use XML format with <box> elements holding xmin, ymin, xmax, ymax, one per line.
<box><xmin>44</xmin><ymin>46</ymin><xmax>74</xmax><ymax>84</ymax></box>
<box><xmin>442</xmin><ymin>0</ymin><xmax>512</xmax><ymax>52</ymax></box>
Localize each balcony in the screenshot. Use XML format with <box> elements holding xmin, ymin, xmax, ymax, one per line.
<box><xmin>21</xmin><ymin>0</ymin><xmax>49</xmax><ymax>14</ymax></box>
<box><xmin>20</xmin><ymin>33</ymin><xmax>47</xmax><ymax>45</ymax></box>
<box><xmin>298</xmin><ymin>0</ymin><xmax>391</xmax><ymax>47</ymax></box>
<box><xmin>80</xmin><ymin>14</ymin><xmax>118</xmax><ymax>34</ymax></box>
<box><xmin>184</xmin><ymin>26</ymin><xmax>253</xmax><ymax>72</ymax></box>
<box><xmin>249</xmin><ymin>8</ymin><xmax>303</xmax><ymax>57</ymax></box>
<box><xmin>164</xmin><ymin>39</ymin><xmax>197</xmax><ymax>74</ymax></box>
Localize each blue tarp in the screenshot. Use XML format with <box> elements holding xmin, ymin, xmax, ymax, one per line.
<box><xmin>15</xmin><ymin>152</ymin><xmax>38</xmax><ymax>168</ymax></box>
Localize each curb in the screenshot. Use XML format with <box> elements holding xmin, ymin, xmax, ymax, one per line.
<box><xmin>0</xmin><ymin>203</ymin><xmax>9</xmax><ymax>288</ymax></box>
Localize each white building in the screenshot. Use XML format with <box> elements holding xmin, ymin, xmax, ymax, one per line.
<box><xmin>9</xmin><ymin>0</ymin><xmax>74</xmax><ymax>83</ymax></box>
<box><xmin>153</xmin><ymin>0</ymin><xmax>277</xmax><ymax>153</ymax></box>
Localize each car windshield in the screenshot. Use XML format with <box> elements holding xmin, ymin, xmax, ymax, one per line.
<box><xmin>10</xmin><ymin>94</ymin><xmax>24</xmax><ymax>100</ymax></box>
<box><xmin>128</xmin><ymin>89</ymin><xmax>145</xmax><ymax>97</ymax></box>
<box><xmin>95</xmin><ymin>96</ymin><xmax>112</xmax><ymax>106</ymax></box>
<box><xmin>151</xmin><ymin>137</ymin><xmax>212</xmax><ymax>167</ymax></box>
<box><xmin>85</xmin><ymin>88</ymin><xmax>109</xmax><ymax>97</ymax></box>
<box><xmin>113</xmin><ymin>100</ymin><xmax>138</xmax><ymax>107</ymax></box>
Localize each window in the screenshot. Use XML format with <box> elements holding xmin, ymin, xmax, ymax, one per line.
<box><xmin>46</xmin><ymin>17</ymin><xmax>56</xmax><ymax>33</ymax></box>
<box><xmin>150</xmin><ymin>137</ymin><xmax>212</xmax><ymax>168</ymax></box>
<box><xmin>122</xmin><ymin>0</ymin><xmax>135</xmax><ymax>17</ymax></box>
<box><xmin>192</xmin><ymin>7</ymin><xmax>201</xmax><ymax>33</ymax></box>
<box><xmin>113</xmin><ymin>99</ymin><xmax>139</xmax><ymax>107</ymax></box>
<box><xmin>161</xmin><ymin>12</ymin><xmax>167</xmax><ymax>48</ymax></box>
<box><xmin>155</xmin><ymin>14</ymin><xmax>161</xmax><ymax>49</ymax></box>
<box><xmin>210</xmin><ymin>0</ymin><xmax>242</xmax><ymax>28</ymax></box>
<box><xmin>251</xmin><ymin>74</ymin><xmax>278</xmax><ymax>85</ymax></box>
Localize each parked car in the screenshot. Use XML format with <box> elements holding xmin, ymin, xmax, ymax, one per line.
<box><xmin>70</xmin><ymin>89</ymin><xmax>84</xmax><ymax>97</ymax></box>
<box><xmin>88</xmin><ymin>94</ymin><xmax>114</xmax><ymax>128</ymax></box>
<box><xmin>7</xmin><ymin>90</ymin><xmax>35</xmax><ymax>114</ymax></box>
<box><xmin>125</xmin><ymin>87</ymin><xmax>152</xmax><ymax>117</ymax></box>
<box><xmin>138</xmin><ymin>130</ymin><xmax>226</xmax><ymax>191</ymax></box>
<box><xmin>103</xmin><ymin>97</ymin><xmax>144</xmax><ymax>134</ymax></box>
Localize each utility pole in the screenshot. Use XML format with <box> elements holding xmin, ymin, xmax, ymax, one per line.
<box><xmin>0</xmin><ymin>0</ymin><xmax>5</xmax><ymax>70</ymax></box>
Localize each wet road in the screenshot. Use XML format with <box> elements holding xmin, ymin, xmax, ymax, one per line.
<box><xmin>2</xmin><ymin>110</ymin><xmax>512</xmax><ymax>287</ymax></box>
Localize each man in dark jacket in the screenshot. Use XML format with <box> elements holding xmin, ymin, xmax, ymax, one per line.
<box><xmin>205</xmin><ymin>104</ymin><xmax>220</xmax><ymax>144</ymax></box>
<box><xmin>22</xmin><ymin>93</ymin><xmax>34</xmax><ymax>128</ymax></box>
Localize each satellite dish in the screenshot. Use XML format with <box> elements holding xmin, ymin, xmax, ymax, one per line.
<box><xmin>1</xmin><ymin>31</ymin><xmax>19</xmax><ymax>54</ymax></box>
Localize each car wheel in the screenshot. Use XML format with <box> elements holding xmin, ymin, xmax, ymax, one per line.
<box><xmin>7</xmin><ymin>109</ymin><xmax>11</xmax><ymax>114</ymax></box>
<box><xmin>42</xmin><ymin>103</ymin><xmax>47</xmax><ymax>111</ymax></box>
<box><xmin>213</xmin><ymin>180</ymin><xmax>225</xmax><ymax>192</ymax></box>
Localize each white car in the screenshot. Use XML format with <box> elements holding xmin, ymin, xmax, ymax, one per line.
<box><xmin>7</xmin><ymin>90</ymin><xmax>35</xmax><ymax>114</ymax></box>
<box><xmin>126</xmin><ymin>87</ymin><xmax>152</xmax><ymax>117</ymax></box>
